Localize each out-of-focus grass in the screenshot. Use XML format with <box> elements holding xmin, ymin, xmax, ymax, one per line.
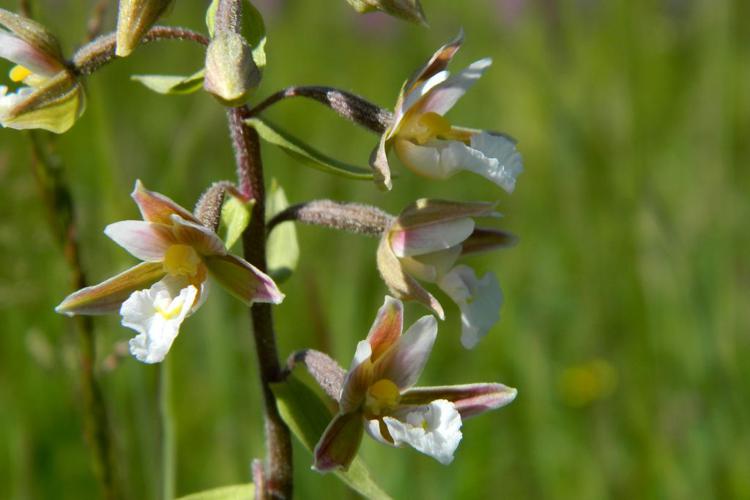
<box><xmin>1</xmin><ymin>0</ymin><xmax>749</xmax><ymax>498</ymax></box>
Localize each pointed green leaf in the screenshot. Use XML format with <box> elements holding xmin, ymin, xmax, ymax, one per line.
<box><xmin>265</xmin><ymin>180</ymin><xmax>298</xmax><ymax>283</ymax></box>
<box><xmin>271</xmin><ymin>375</ymin><xmax>392</xmax><ymax>500</ymax></box>
<box><xmin>177</xmin><ymin>483</ymin><xmax>254</xmax><ymax>500</ymax></box>
<box><xmin>246</xmin><ymin>118</ymin><xmax>374</xmax><ymax>180</ymax></box>
<box><xmin>206</xmin><ymin>0</ymin><xmax>266</xmax><ymax>69</ymax></box>
<box><xmin>244</xmin><ymin>1</ymin><xmax>266</xmax><ymax>70</ymax></box>
<box><xmin>205</xmin><ymin>0</ymin><xmax>219</xmax><ymax>36</ymax></box>
<box><xmin>219</xmin><ymin>195</ymin><xmax>254</xmax><ymax>250</ymax></box>
<box><xmin>131</xmin><ymin>70</ymin><xmax>205</xmax><ymax>95</ymax></box>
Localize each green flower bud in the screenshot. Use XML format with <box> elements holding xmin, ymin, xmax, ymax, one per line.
<box><xmin>115</xmin><ymin>0</ymin><xmax>174</xmax><ymax>57</ymax></box>
<box><xmin>203</xmin><ymin>32</ymin><xmax>260</xmax><ymax>106</ymax></box>
<box><xmin>346</xmin><ymin>0</ymin><xmax>427</xmax><ymax>25</ymax></box>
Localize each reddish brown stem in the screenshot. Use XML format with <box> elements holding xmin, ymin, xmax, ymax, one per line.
<box><xmin>228</xmin><ymin>107</ymin><xmax>293</xmax><ymax>499</ymax></box>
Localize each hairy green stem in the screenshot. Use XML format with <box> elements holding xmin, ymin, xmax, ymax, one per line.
<box><xmin>29</xmin><ymin>132</ymin><xmax>121</xmax><ymax>500</ymax></box>
<box><xmin>246</xmin><ymin>86</ymin><xmax>394</xmax><ymax>134</ymax></box>
<box><xmin>72</xmin><ymin>25</ymin><xmax>209</xmax><ymax>76</ymax></box>
<box><xmin>228</xmin><ymin>106</ymin><xmax>293</xmax><ymax>499</ymax></box>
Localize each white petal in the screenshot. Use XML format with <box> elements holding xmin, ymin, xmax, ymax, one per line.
<box><xmin>394</xmin><ymin>70</ymin><xmax>450</xmax><ymax>130</ymax></box>
<box><xmin>413</xmin><ymin>245</ymin><xmax>462</xmax><ymax>283</ymax></box>
<box><xmin>104</xmin><ymin>220</ymin><xmax>175</xmax><ymax>262</ymax></box>
<box><xmin>418</xmin><ymin>58</ymin><xmax>492</xmax><ymax>116</ymax></box>
<box><xmin>394</xmin><ymin>139</ymin><xmax>459</xmax><ymax>179</ymax></box>
<box><xmin>383</xmin><ymin>400</ymin><xmax>462</xmax><ymax>465</ymax></box>
<box><xmin>0</xmin><ymin>31</ymin><xmax>61</xmax><ymax>76</ymax></box>
<box><xmin>364</xmin><ymin>419</ymin><xmax>392</xmax><ymax>446</ymax></box>
<box><xmin>120</xmin><ymin>279</ymin><xmax>198</xmax><ymax>363</ymax></box>
<box><xmin>378</xmin><ymin>315</ymin><xmax>437</xmax><ymax>389</ymax></box>
<box><xmin>390</xmin><ymin>218</ymin><xmax>474</xmax><ymax>258</ymax></box>
<box><xmin>465</xmin><ymin>132</ymin><xmax>524</xmax><ymax>192</ymax></box>
<box><xmin>438</xmin><ymin>265</ymin><xmax>503</xmax><ymax>349</ymax></box>
<box><xmin>396</xmin><ymin>134</ymin><xmax>522</xmax><ymax>193</ymax></box>
<box><xmin>0</xmin><ymin>85</ymin><xmax>33</xmax><ymax>120</ymax></box>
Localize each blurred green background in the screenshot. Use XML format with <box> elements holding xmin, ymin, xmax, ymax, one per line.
<box><xmin>1</xmin><ymin>0</ymin><xmax>749</xmax><ymax>498</ymax></box>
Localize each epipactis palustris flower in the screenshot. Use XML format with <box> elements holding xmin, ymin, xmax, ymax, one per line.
<box><xmin>56</xmin><ymin>180</ymin><xmax>284</xmax><ymax>363</ymax></box>
<box><xmin>377</xmin><ymin>199</ymin><xmax>516</xmax><ymax>348</ymax></box>
<box><xmin>0</xmin><ymin>8</ymin><xmax>85</xmax><ymax>133</ymax></box>
<box><xmin>370</xmin><ymin>31</ymin><xmax>523</xmax><ymax>191</ymax></box>
<box><xmin>313</xmin><ymin>297</ymin><xmax>516</xmax><ymax>471</ymax></box>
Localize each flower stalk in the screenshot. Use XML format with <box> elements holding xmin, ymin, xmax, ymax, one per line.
<box><xmin>228</xmin><ymin>105</ymin><xmax>293</xmax><ymax>499</ymax></box>
<box><xmin>72</xmin><ymin>26</ymin><xmax>209</xmax><ymax>76</ymax></box>
<box><xmin>246</xmin><ymin>85</ymin><xmax>393</xmax><ymax>134</ymax></box>
<box><xmin>29</xmin><ymin>131</ymin><xmax>121</xmax><ymax>500</ymax></box>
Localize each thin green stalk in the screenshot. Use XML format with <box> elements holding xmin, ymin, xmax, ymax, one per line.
<box><xmin>159</xmin><ymin>357</ymin><xmax>176</xmax><ymax>500</ymax></box>
<box><xmin>28</xmin><ymin>131</ymin><xmax>121</xmax><ymax>500</ymax></box>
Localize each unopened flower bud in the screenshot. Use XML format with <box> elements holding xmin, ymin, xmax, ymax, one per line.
<box><xmin>115</xmin><ymin>0</ymin><xmax>174</xmax><ymax>57</ymax></box>
<box><xmin>346</xmin><ymin>0</ymin><xmax>427</xmax><ymax>25</ymax></box>
<box><xmin>204</xmin><ymin>32</ymin><xmax>260</xmax><ymax>106</ymax></box>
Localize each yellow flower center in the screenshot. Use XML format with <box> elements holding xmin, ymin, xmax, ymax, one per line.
<box><xmin>154</xmin><ymin>296</ymin><xmax>185</xmax><ymax>320</ymax></box>
<box><xmin>162</xmin><ymin>244</ymin><xmax>202</xmax><ymax>278</ymax></box>
<box><xmin>365</xmin><ymin>379</ymin><xmax>401</xmax><ymax>416</ymax></box>
<box><xmin>407</xmin><ymin>112</ymin><xmax>453</xmax><ymax>144</ymax></box>
<box><xmin>9</xmin><ymin>65</ymin><xmax>32</xmax><ymax>83</ymax></box>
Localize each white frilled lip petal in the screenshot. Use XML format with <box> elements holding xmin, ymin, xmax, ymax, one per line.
<box><xmin>104</xmin><ymin>220</ymin><xmax>176</xmax><ymax>262</ymax></box>
<box><xmin>377</xmin><ymin>315</ymin><xmax>437</xmax><ymax>390</ymax></box>
<box><xmin>121</xmin><ymin>280</ymin><xmax>198</xmax><ymax>364</ymax></box>
<box><xmin>383</xmin><ymin>400</ymin><xmax>463</xmax><ymax>465</ymax></box>
<box><xmin>438</xmin><ymin>265</ymin><xmax>503</xmax><ymax>349</ymax></box>
<box><xmin>0</xmin><ymin>31</ymin><xmax>62</xmax><ymax>76</ymax></box>
<box><xmin>390</xmin><ymin>217</ymin><xmax>475</xmax><ymax>258</ymax></box>
<box><xmin>466</xmin><ymin>132</ymin><xmax>524</xmax><ymax>193</ymax></box>
<box><xmin>169</xmin><ymin>214</ymin><xmax>227</xmax><ymax>256</ymax></box>
<box><xmin>417</xmin><ymin>58</ymin><xmax>492</xmax><ymax>117</ymax></box>
<box><xmin>395</xmin><ymin>134</ymin><xmax>523</xmax><ymax>193</ymax></box>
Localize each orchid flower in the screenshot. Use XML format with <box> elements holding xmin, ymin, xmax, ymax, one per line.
<box><xmin>56</xmin><ymin>180</ymin><xmax>284</xmax><ymax>363</ymax></box>
<box><xmin>313</xmin><ymin>296</ymin><xmax>516</xmax><ymax>471</ymax></box>
<box><xmin>370</xmin><ymin>31</ymin><xmax>523</xmax><ymax>191</ymax></box>
<box><xmin>0</xmin><ymin>9</ymin><xmax>85</xmax><ymax>133</ymax></box>
<box><xmin>377</xmin><ymin>199</ymin><xmax>516</xmax><ymax>348</ymax></box>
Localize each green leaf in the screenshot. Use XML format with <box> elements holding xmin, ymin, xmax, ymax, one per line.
<box><xmin>244</xmin><ymin>1</ymin><xmax>267</xmax><ymax>70</ymax></box>
<box><xmin>271</xmin><ymin>375</ymin><xmax>392</xmax><ymax>500</ymax></box>
<box><xmin>246</xmin><ymin>118</ymin><xmax>374</xmax><ymax>180</ymax></box>
<box><xmin>266</xmin><ymin>180</ymin><xmax>299</xmax><ymax>283</ymax></box>
<box><xmin>220</xmin><ymin>195</ymin><xmax>255</xmax><ymax>250</ymax></box>
<box><xmin>206</xmin><ymin>0</ymin><xmax>266</xmax><ymax>70</ymax></box>
<box><xmin>177</xmin><ymin>483</ymin><xmax>254</xmax><ymax>500</ymax></box>
<box><xmin>131</xmin><ymin>70</ymin><xmax>205</xmax><ymax>95</ymax></box>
